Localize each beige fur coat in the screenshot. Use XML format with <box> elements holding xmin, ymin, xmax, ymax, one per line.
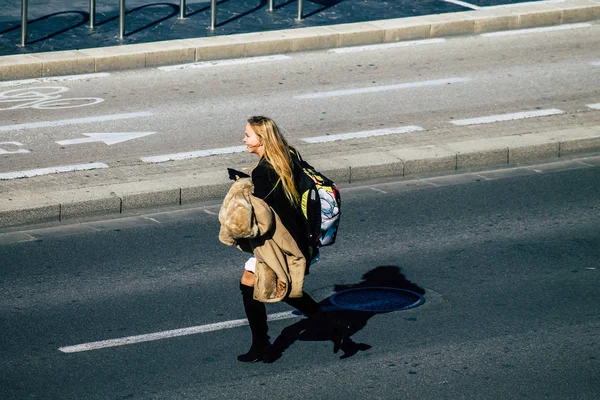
<box><xmin>218</xmin><ymin>178</ymin><xmax>307</xmax><ymax>302</ymax></box>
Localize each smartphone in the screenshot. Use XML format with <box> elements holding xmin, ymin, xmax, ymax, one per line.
<box><xmin>227</xmin><ymin>168</ymin><xmax>250</xmax><ymax>181</ymax></box>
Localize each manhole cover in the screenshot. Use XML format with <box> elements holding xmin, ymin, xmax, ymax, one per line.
<box><xmin>329</xmin><ymin>287</ymin><xmax>425</xmax><ymax>312</ymax></box>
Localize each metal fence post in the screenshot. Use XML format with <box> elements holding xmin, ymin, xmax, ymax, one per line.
<box><xmin>297</xmin><ymin>0</ymin><xmax>303</xmax><ymax>21</ymax></box>
<box><xmin>90</xmin><ymin>0</ymin><xmax>96</xmax><ymax>28</ymax></box>
<box><xmin>21</xmin><ymin>0</ymin><xmax>28</xmax><ymax>47</ymax></box>
<box><xmin>179</xmin><ymin>0</ymin><xmax>186</xmax><ymax>19</ymax></box>
<box><xmin>119</xmin><ymin>0</ymin><xmax>125</xmax><ymax>39</ymax></box>
<box><xmin>210</xmin><ymin>0</ymin><xmax>216</xmax><ymax>30</ymax></box>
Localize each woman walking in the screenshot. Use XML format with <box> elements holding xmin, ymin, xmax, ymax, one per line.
<box><xmin>228</xmin><ymin>116</ymin><xmax>344</xmax><ymax>363</ymax></box>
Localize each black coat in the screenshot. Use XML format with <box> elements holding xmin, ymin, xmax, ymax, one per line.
<box><xmin>252</xmin><ymin>157</ymin><xmax>309</xmax><ymax>261</ymax></box>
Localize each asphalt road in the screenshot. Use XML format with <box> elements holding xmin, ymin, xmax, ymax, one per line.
<box><xmin>1</xmin><ymin>21</ymin><xmax>599</xmax><ymax>176</ymax></box>
<box><xmin>1</xmin><ymin>160</ymin><xmax>598</xmax><ymax>399</ymax></box>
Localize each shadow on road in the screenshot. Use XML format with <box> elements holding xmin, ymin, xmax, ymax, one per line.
<box><xmin>271</xmin><ymin>265</ymin><xmax>425</xmax><ymax>360</ymax></box>
<box><xmin>0</xmin><ymin>11</ymin><xmax>89</xmax><ymax>43</ymax></box>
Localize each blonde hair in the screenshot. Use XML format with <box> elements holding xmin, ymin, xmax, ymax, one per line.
<box><xmin>247</xmin><ymin>116</ymin><xmax>299</xmax><ymax>206</ymax></box>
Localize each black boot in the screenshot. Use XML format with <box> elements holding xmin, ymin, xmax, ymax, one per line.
<box><xmin>238</xmin><ymin>283</ymin><xmax>272</xmax><ymax>363</ymax></box>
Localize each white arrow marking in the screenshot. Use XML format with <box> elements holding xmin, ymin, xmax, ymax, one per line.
<box><xmin>56</xmin><ymin>132</ymin><xmax>156</xmax><ymax>146</ymax></box>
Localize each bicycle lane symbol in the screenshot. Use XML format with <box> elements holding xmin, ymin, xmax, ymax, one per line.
<box><xmin>0</xmin><ymin>87</ymin><xmax>105</xmax><ymax>110</ymax></box>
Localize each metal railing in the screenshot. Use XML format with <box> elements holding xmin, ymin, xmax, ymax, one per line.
<box><xmin>19</xmin><ymin>0</ymin><xmax>304</xmax><ymax>47</ymax></box>
<box><xmin>211</xmin><ymin>0</ymin><xmax>217</xmax><ymax>30</ymax></box>
<box><xmin>180</xmin><ymin>0</ymin><xmax>186</xmax><ymax>19</ymax></box>
<box><xmin>119</xmin><ymin>0</ymin><xmax>125</xmax><ymax>39</ymax></box>
<box><xmin>297</xmin><ymin>0</ymin><xmax>303</xmax><ymax>21</ymax></box>
<box><xmin>20</xmin><ymin>0</ymin><xmax>28</xmax><ymax>47</ymax></box>
<box><xmin>90</xmin><ymin>0</ymin><xmax>96</xmax><ymax>28</ymax></box>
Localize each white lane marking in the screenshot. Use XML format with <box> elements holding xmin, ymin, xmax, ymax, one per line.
<box><xmin>59</xmin><ymin>310</ymin><xmax>300</xmax><ymax>353</ymax></box>
<box><xmin>56</xmin><ymin>132</ymin><xmax>156</xmax><ymax>146</ymax></box>
<box><xmin>371</xmin><ymin>187</ymin><xmax>388</xmax><ymax>194</ymax></box>
<box><xmin>480</xmin><ymin>23</ymin><xmax>591</xmax><ymax>37</ymax></box>
<box><xmin>329</xmin><ymin>39</ymin><xmax>446</xmax><ymax>54</ymax></box>
<box><xmin>0</xmin><ymin>163</ymin><xmax>108</xmax><ymax>180</ymax></box>
<box><xmin>302</xmin><ymin>125</ymin><xmax>424</xmax><ymax>143</ymax></box>
<box><xmin>295</xmin><ymin>77</ymin><xmax>471</xmax><ymax>100</ymax></box>
<box><xmin>141</xmin><ymin>145</ymin><xmax>247</xmax><ymax>163</ymax></box>
<box><xmin>450</xmin><ymin>109</ymin><xmax>564</xmax><ymax>126</ymax></box>
<box><xmin>587</xmin><ymin>103</ymin><xmax>600</xmax><ymax>110</ymax></box>
<box><xmin>0</xmin><ymin>73</ymin><xmax>110</xmax><ymax>88</ymax></box>
<box><xmin>0</xmin><ymin>112</ymin><xmax>152</xmax><ymax>132</ymax></box>
<box><xmin>158</xmin><ymin>55</ymin><xmax>291</xmax><ymax>71</ymax></box>
<box><xmin>593</xmin><ymin>62</ymin><xmax>600</xmax><ymax>67</ymax></box>
<box><xmin>443</xmin><ymin>0</ymin><xmax>481</xmax><ymax>9</ymax></box>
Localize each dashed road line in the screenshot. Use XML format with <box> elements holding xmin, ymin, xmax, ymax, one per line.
<box><xmin>587</xmin><ymin>103</ymin><xmax>600</xmax><ymax>110</ymax></box>
<box><xmin>301</xmin><ymin>125</ymin><xmax>424</xmax><ymax>143</ymax></box>
<box><xmin>158</xmin><ymin>55</ymin><xmax>291</xmax><ymax>71</ymax></box>
<box><xmin>370</xmin><ymin>187</ymin><xmax>388</xmax><ymax>194</ymax></box>
<box><xmin>592</xmin><ymin>62</ymin><xmax>600</xmax><ymax>66</ymax></box>
<box><xmin>450</xmin><ymin>109</ymin><xmax>564</xmax><ymax>126</ymax></box>
<box><xmin>0</xmin><ymin>73</ymin><xmax>110</xmax><ymax>88</ymax></box>
<box><xmin>141</xmin><ymin>145</ymin><xmax>247</xmax><ymax>163</ymax></box>
<box><xmin>0</xmin><ymin>162</ymin><xmax>109</xmax><ymax>180</ymax></box>
<box><xmin>59</xmin><ymin>311</ymin><xmax>300</xmax><ymax>353</ymax></box>
<box><xmin>480</xmin><ymin>23</ymin><xmax>591</xmax><ymax>37</ymax></box>
<box><xmin>294</xmin><ymin>77</ymin><xmax>471</xmax><ymax>100</ymax></box>
<box><xmin>328</xmin><ymin>39</ymin><xmax>446</xmax><ymax>54</ymax></box>
<box><xmin>0</xmin><ymin>112</ymin><xmax>153</xmax><ymax>132</ymax></box>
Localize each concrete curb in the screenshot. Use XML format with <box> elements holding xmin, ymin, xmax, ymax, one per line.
<box><xmin>1</xmin><ymin>126</ymin><xmax>599</xmax><ymax>228</ymax></box>
<box><xmin>1</xmin><ymin>0</ymin><xmax>599</xmax><ymax>80</ymax></box>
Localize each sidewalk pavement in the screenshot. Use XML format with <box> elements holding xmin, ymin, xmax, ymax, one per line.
<box><xmin>0</xmin><ymin>0</ymin><xmax>599</xmax><ymax>229</ymax></box>
<box><xmin>1</xmin><ymin>0</ymin><xmax>600</xmax><ymax>80</ymax></box>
